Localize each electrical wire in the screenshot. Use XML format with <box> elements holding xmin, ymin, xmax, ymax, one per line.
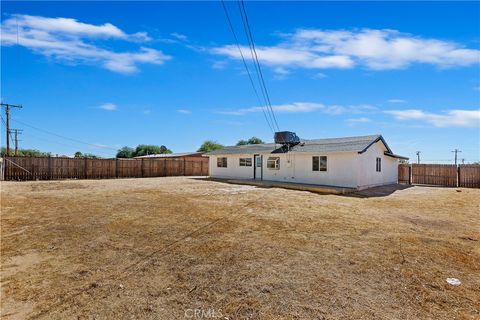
<box><xmin>220</xmin><ymin>0</ymin><xmax>275</xmax><ymax>134</ymax></box>
<box><xmin>0</xmin><ymin>115</ymin><xmax>16</xmax><ymax>149</ymax></box>
<box><xmin>11</xmin><ymin>118</ymin><xmax>118</xmax><ymax>151</ymax></box>
<box><xmin>238</xmin><ymin>0</ymin><xmax>280</xmax><ymax>132</ymax></box>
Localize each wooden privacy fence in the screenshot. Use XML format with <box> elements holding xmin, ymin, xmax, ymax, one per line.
<box><xmin>3</xmin><ymin>156</ymin><xmax>209</xmax><ymax>181</ymax></box>
<box><xmin>398</xmin><ymin>164</ymin><xmax>480</xmax><ymax>188</ymax></box>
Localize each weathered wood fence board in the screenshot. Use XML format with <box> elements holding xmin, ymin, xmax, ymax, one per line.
<box><xmin>398</xmin><ymin>164</ymin><xmax>480</xmax><ymax>188</ymax></box>
<box><xmin>3</xmin><ymin>156</ymin><xmax>208</xmax><ymax>181</ymax></box>
<box><xmin>459</xmin><ymin>165</ymin><xmax>480</xmax><ymax>188</ymax></box>
<box><xmin>411</xmin><ymin>164</ymin><xmax>457</xmax><ymax>187</ymax></box>
<box><xmin>398</xmin><ymin>164</ymin><xmax>410</xmax><ymax>184</ymax></box>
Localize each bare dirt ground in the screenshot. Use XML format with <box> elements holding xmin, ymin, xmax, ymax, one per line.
<box><xmin>1</xmin><ymin>177</ymin><xmax>479</xmax><ymax>319</ymax></box>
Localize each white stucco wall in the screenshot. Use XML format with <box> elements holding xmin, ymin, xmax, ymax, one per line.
<box><xmin>357</xmin><ymin>141</ymin><xmax>399</xmax><ymax>189</ymax></box>
<box><xmin>209</xmin><ymin>152</ymin><xmax>360</xmax><ymax>188</ymax></box>
<box><xmin>208</xmin><ymin>140</ymin><xmax>400</xmax><ymax>189</ymax></box>
<box><xmin>208</xmin><ymin>154</ymin><xmax>254</xmax><ymax>179</ymax></box>
<box><xmin>261</xmin><ymin>152</ymin><xmax>359</xmax><ymax>188</ymax></box>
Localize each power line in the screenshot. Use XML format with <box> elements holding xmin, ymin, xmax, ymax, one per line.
<box><xmin>235</xmin><ymin>0</ymin><xmax>277</xmax><ymax>132</ymax></box>
<box><xmin>11</xmin><ymin>118</ymin><xmax>118</xmax><ymax>151</ymax></box>
<box><xmin>220</xmin><ymin>0</ymin><xmax>275</xmax><ymax>134</ymax></box>
<box><xmin>1</xmin><ymin>102</ymin><xmax>23</xmax><ymax>156</ymax></box>
<box><xmin>20</xmin><ymin>131</ymin><xmax>114</xmax><ymax>157</ymax></box>
<box><xmin>238</xmin><ymin>0</ymin><xmax>280</xmax><ymax>132</ymax></box>
<box><xmin>1</xmin><ymin>115</ymin><xmax>15</xmax><ymax>147</ymax></box>
<box><xmin>9</xmin><ymin>128</ymin><xmax>23</xmax><ymax>156</ymax></box>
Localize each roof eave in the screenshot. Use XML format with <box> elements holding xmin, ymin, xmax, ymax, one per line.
<box><xmin>384</xmin><ymin>151</ymin><xmax>409</xmax><ymax>160</ymax></box>
<box><xmin>358</xmin><ymin>135</ymin><xmax>392</xmax><ymax>154</ymax></box>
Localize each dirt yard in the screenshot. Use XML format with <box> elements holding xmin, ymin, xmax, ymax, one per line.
<box><xmin>1</xmin><ymin>177</ymin><xmax>479</xmax><ymax>319</ymax></box>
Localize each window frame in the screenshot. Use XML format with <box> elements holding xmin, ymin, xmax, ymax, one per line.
<box><xmin>256</xmin><ymin>156</ymin><xmax>262</xmax><ymax>167</ymax></box>
<box><xmin>217</xmin><ymin>157</ymin><xmax>228</xmax><ymax>168</ymax></box>
<box><xmin>376</xmin><ymin>157</ymin><xmax>382</xmax><ymax>172</ymax></box>
<box><xmin>266</xmin><ymin>157</ymin><xmax>280</xmax><ymax>170</ymax></box>
<box><xmin>239</xmin><ymin>157</ymin><xmax>252</xmax><ymax>167</ymax></box>
<box><xmin>312</xmin><ymin>156</ymin><xmax>327</xmax><ymax>172</ymax></box>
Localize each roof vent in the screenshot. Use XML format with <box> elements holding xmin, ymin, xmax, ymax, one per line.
<box><xmin>274</xmin><ymin>131</ymin><xmax>300</xmax><ymax>146</ymax></box>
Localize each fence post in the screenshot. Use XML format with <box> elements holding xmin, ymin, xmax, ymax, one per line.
<box><xmin>183</xmin><ymin>158</ymin><xmax>186</xmax><ymax>176</ymax></box>
<box><xmin>141</xmin><ymin>158</ymin><xmax>144</xmax><ymax>178</ymax></box>
<box><xmin>84</xmin><ymin>158</ymin><xmax>88</xmax><ymax>179</ymax></box>
<box><xmin>457</xmin><ymin>165</ymin><xmax>460</xmax><ymax>188</ymax></box>
<box><xmin>115</xmin><ymin>158</ymin><xmax>119</xmax><ymax>178</ymax></box>
<box><xmin>48</xmin><ymin>156</ymin><xmax>53</xmax><ymax>180</ymax></box>
<box><xmin>408</xmin><ymin>165</ymin><xmax>412</xmax><ymax>185</ymax></box>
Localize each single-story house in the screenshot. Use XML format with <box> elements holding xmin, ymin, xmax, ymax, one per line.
<box><xmin>205</xmin><ymin>134</ymin><xmax>408</xmax><ymax>190</ymax></box>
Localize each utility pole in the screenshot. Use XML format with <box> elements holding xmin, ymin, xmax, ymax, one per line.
<box><xmin>415</xmin><ymin>151</ymin><xmax>421</xmax><ymax>164</ymax></box>
<box><xmin>1</xmin><ymin>103</ymin><xmax>23</xmax><ymax>156</ymax></box>
<box><xmin>9</xmin><ymin>128</ymin><xmax>23</xmax><ymax>156</ymax></box>
<box><xmin>451</xmin><ymin>149</ymin><xmax>462</xmax><ymax>166</ymax></box>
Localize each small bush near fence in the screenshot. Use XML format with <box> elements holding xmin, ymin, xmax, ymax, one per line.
<box><xmin>2</xmin><ymin>156</ymin><xmax>208</xmax><ymax>181</ymax></box>
<box><xmin>398</xmin><ymin>164</ymin><xmax>480</xmax><ymax>188</ymax></box>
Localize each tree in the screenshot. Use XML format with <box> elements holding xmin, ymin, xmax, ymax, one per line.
<box><xmin>116</xmin><ymin>145</ymin><xmax>172</xmax><ymax>158</ymax></box>
<box><xmin>197</xmin><ymin>140</ymin><xmax>224</xmax><ymax>152</ymax></box>
<box><xmin>236</xmin><ymin>140</ymin><xmax>248</xmax><ymax>146</ymax></box>
<box><xmin>82</xmin><ymin>153</ymin><xmax>101</xmax><ymax>159</ymax></box>
<box><xmin>116</xmin><ymin>146</ymin><xmax>135</xmax><ymax>158</ymax></box>
<box><xmin>236</xmin><ymin>137</ymin><xmax>265</xmax><ymax>146</ymax></box>
<box><xmin>134</xmin><ymin>145</ymin><xmax>172</xmax><ymax>157</ymax></box>
<box><xmin>74</xmin><ymin>151</ymin><xmax>83</xmax><ymax>158</ymax></box>
<box><xmin>1</xmin><ymin>147</ymin><xmax>51</xmax><ymax>157</ymax></box>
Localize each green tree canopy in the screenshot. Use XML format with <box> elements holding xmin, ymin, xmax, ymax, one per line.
<box><xmin>116</xmin><ymin>145</ymin><xmax>172</xmax><ymax>158</ymax></box>
<box><xmin>1</xmin><ymin>147</ymin><xmax>51</xmax><ymax>157</ymax></box>
<box><xmin>134</xmin><ymin>145</ymin><xmax>172</xmax><ymax>157</ymax></box>
<box><xmin>82</xmin><ymin>153</ymin><xmax>101</xmax><ymax>159</ymax></box>
<box><xmin>197</xmin><ymin>140</ymin><xmax>224</xmax><ymax>152</ymax></box>
<box><xmin>236</xmin><ymin>137</ymin><xmax>265</xmax><ymax>146</ymax></box>
<box><xmin>73</xmin><ymin>151</ymin><xmax>101</xmax><ymax>159</ymax></box>
<box><xmin>116</xmin><ymin>146</ymin><xmax>135</xmax><ymax>158</ymax></box>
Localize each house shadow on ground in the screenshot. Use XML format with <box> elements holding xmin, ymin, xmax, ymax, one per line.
<box><xmin>188</xmin><ymin>177</ymin><xmax>413</xmax><ymax>198</ymax></box>
<box><xmin>348</xmin><ymin>183</ymin><xmax>413</xmax><ymax>198</ymax></box>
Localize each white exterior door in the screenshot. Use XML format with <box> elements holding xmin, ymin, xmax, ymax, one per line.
<box><xmin>254</xmin><ymin>155</ymin><xmax>262</xmax><ymax>180</ymax></box>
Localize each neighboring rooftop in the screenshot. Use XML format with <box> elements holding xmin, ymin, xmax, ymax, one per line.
<box><xmin>134</xmin><ymin>152</ymin><xmax>203</xmax><ymax>159</ymax></box>
<box><xmin>205</xmin><ymin>134</ymin><xmax>407</xmax><ymax>159</ymax></box>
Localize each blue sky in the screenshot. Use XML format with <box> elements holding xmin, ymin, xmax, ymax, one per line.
<box><xmin>1</xmin><ymin>1</ymin><xmax>479</xmax><ymax>162</ymax></box>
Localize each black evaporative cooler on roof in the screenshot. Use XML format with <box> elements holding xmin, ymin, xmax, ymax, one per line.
<box><xmin>274</xmin><ymin>131</ymin><xmax>300</xmax><ymax>147</ymax></box>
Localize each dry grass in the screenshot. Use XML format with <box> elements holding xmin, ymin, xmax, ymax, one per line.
<box><xmin>1</xmin><ymin>177</ymin><xmax>479</xmax><ymax>319</ymax></box>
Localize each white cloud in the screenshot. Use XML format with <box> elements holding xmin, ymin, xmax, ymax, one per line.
<box><xmin>98</xmin><ymin>103</ymin><xmax>117</xmax><ymax>111</ymax></box>
<box><xmin>177</xmin><ymin>109</ymin><xmax>192</xmax><ymax>115</ymax></box>
<box><xmin>217</xmin><ymin>102</ymin><xmax>376</xmax><ymax>115</ymax></box>
<box><xmin>213</xmin><ymin>28</ymin><xmax>479</xmax><ymax>71</ymax></box>
<box><xmin>346</xmin><ymin>117</ymin><xmax>371</xmax><ymax>123</ymax></box>
<box><xmin>388</xmin><ymin>99</ymin><xmax>407</xmax><ymax>103</ymax></box>
<box><xmin>312</xmin><ymin>72</ymin><xmax>327</xmax><ymax>79</ymax></box>
<box><xmin>212</xmin><ymin>60</ymin><xmax>227</xmax><ymax>70</ymax></box>
<box><xmin>1</xmin><ymin>14</ymin><xmax>171</xmax><ymax>73</ymax></box>
<box><xmin>385</xmin><ymin>109</ymin><xmax>480</xmax><ymax>127</ymax></box>
<box><xmin>170</xmin><ymin>32</ymin><xmax>188</xmax><ymax>42</ymax></box>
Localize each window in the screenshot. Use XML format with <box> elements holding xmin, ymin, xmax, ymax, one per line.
<box><xmin>313</xmin><ymin>156</ymin><xmax>327</xmax><ymax>171</ymax></box>
<box><xmin>376</xmin><ymin>157</ymin><xmax>381</xmax><ymax>172</ymax></box>
<box><xmin>239</xmin><ymin>158</ymin><xmax>252</xmax><ymax>167</ymax></box>
<box><xmin>217</xmin><ymin>157</ymin><xmax>227</xmax><ymax>168</ymax></box>
<box><xmin>256</xmin><ymin>156</ymin><xmax>262</xmax><ymax>167</ymax></box>
<box><xmin>267</xmin><ymin>157</ymin><xmax>280</xmax><ymax>170</ymax></box>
